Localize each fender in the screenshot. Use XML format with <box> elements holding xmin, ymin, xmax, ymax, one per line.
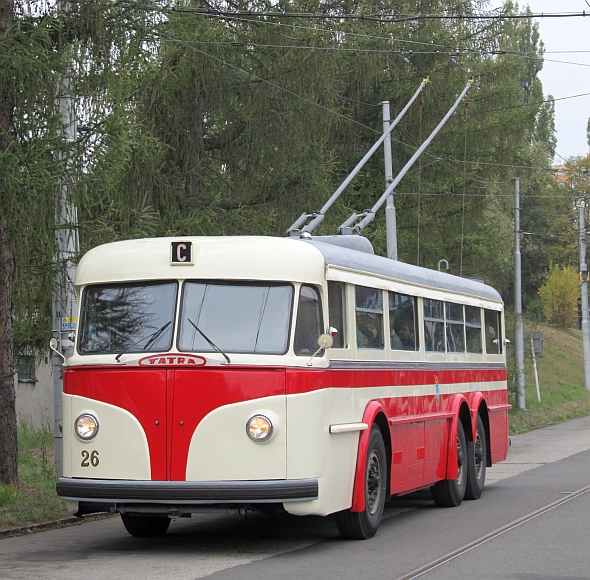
<box><xmin>350</xmin><ymin>400</ymin><xmax>386</xmax><ymax>513</ymax></box>
<box><xmin>445</xmin><ymin>394</ymin><xmax>469</xmax><ymax>480</ymax></box>
<box><xmin>470</xmin><ymin>392</ymin><xmax>486</xmax><ymax>441</ymax></box>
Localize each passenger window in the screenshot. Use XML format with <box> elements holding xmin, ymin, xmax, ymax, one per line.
<box><xmin>465</xmin><ymin>306</ymin><xmax>483</xmax><ymax>354</ymax></box>
<box><xmin>388</xmin><ymin>292</ymin><xmax>418</xmax><ymax>351</ymax></box>
<box><xmin>355</xmin><ymin>286</ymin><xmax>384</xmax><ymax>349</ymax></box>
<box><xmin>423</xmin><ymin>299</ymin><xmax>444</xmax><ymax>352</ymax></box>
<box><xmin>328</xmin><ymin>282</ymin><xmax>347</xmax><ymax>349</ymax></box>
<box><xmin>294</xmin><ymin>286</ymin><xmax>323</xmax><ymax>356</ymax></box>
<box><xmin>484</xmin><ymin>309</ymin><xmax>502</xmax><ymax>354</ymax></box>
<box><xmin>446</xmin><ymin>303</ymin><xmax>465</xmax><ymax>353</ymax></box>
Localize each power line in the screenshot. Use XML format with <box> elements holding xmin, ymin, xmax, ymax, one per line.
<box><xmin>157</xmin><ymin>39</ymin><xmax>590</xmax><ymax>69</ymax></box>
<box><xmin>144</xmin><ymin>5</ymin><xmax>590</xmax><ymax>24</ymax></box>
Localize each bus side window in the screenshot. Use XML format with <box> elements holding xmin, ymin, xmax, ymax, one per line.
<box><xmin>446</xmin><ymin>302</ymin><xmax>465</xmax><ymax>353</ymax></box>
<box><xmin>388</xmin><ymin>291</ymin><xmax>418</xmax><ymax>351</ymax></box>
<box><xmin>294</xmin><ymin>285</ymin><xmax>323</xmax><ymax>355</ymax></box>
<box><xmin>466</xmin><ymin>306</ymin><xmax>483</xmax><ymax>354</ymax></box>
<box><xmin>328</xmin><ymin>281</ymin><xmax>347</xmax><ymax>349</ymax></box>
<box><xmin>355</xmin><ymin>286</ymin><xmax>384</xmax><ymax>349</ymax></box>
<box><xmin>484</xmin><ymin>309</ymin><xmax>502</xmax><ymax>354</ymax></box>
<box><xmin>423</xmin><ymin>299</ymin><xmax>444</xmax><ymax>352</ymax></box>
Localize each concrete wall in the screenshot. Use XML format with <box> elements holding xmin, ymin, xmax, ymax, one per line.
<box><xmin>15</xmin><ymin>355</ymin><xmax>54</xmax><ymax>430</ymax></box>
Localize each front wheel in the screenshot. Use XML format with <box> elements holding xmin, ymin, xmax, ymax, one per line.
<box><xmin>121</xmin><ymin>513</ymin><xmax>171</xmax><ymax>537</ymax></box>
<box><xmin>465</xmin><ymin>414</ymin><xmax>487</xmax><ymax>500</ymax></box>
<box><xmin>431</xmin><ymin>420</ymin><xmax>467</xmax><ymax>507</ymax></box>
<box><xmin>336</xmin><ymin>425</ymin><xmax>387</xmax><ymax>540</ymax></box>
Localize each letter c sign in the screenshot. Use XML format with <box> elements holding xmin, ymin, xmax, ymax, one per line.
<box><xmin>171</xmin><ymin>241</ymin><xmax>193</xmax><ymax>265</ymax></box>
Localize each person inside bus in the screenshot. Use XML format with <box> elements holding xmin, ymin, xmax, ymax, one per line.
<box><xmin>389</xmin><ymin>310</ymin><xmax>403</xmax><ymax>350</ymax></box>
<box><xmin>294</xmin><ymin>322</ymin><xmax>319</xmax><ymax>354</ymax></box>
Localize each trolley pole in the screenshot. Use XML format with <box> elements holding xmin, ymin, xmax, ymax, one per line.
<box><xmin>578</xmin><ymin>199</ymin><xmax>590</xmax><ymax>391</ymax></box>
<box><xmin>381</xmin><ymin>101</ymin><xmax>397</xmax><ymax>260</ymax></box>
<box><xmin>514</xmin><ymin>178</ymin><xmax>526</xmax><ymax>409</ymax></box>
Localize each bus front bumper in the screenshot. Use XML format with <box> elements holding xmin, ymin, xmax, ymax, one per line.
<box><xmin>56</xmin><ymin>477</ymin><xmax>319</xmax><ymax>511</ymax></box>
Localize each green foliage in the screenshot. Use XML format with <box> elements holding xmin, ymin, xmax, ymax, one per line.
<box><xmin>538</xmin><ymin>264</ymin><xmax>580</xmax><ymax>328</ymax></box>
<box><xmin>0</xmin><ymin>422</ymin><xmax>68</xmax><ymax>529</ymax></box>
<box><xmin>1</xmin><ymin>0</ymin><xmax>565</xmax><ymax>352</ymax></box>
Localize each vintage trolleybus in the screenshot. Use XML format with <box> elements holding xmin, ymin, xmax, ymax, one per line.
<box><xmin>56</xmin><ymin>235</ymin><xmax>510</xmax><ymax>539</ymax></box>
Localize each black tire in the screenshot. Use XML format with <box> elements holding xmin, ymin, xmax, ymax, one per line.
<box><xmin>465</xmin><ymin>414</ymin><xmax>487</xmax><ymax>500</ymax></box>
<box><xmin>431</xmin><ymin>420</ymin><xmax>467</xmax><ymax>507</ymax></box>
<box><xmin>336</xmin><ymin>425</ymin><xmax>387</xmax><ymax>540</ymax></box>
<box><xmin>121</xmin><ymin>513</ymin><xmax>171</xmax><ymax>537</ymax></box>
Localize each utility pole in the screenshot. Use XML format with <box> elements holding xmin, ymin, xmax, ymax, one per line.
<box><xmin>578</xmin><ymin>199</ymin><xmax>590</xmax><ymax>391</ymax></box>
<box><xmin>514</xmin><ymin>178</ymin><xmax>525</xmax><ymax>409</ymax></box>
<box><xmin>381</xmin><ymin>101</ymin><xmax>397</xmax><ymax>260</ymax></box>
<box><xmin>52</xmin><ymin>0</ymin><xmax>79</xmax><ymax>474</ymax></box>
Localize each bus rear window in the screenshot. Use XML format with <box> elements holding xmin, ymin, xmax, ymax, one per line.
<box><xmin>178</xmin><ymin>283</ymin><xmax>293</xmax><ymax>354</ymax></box>
<box><xmin>78</xmin><ymin>282</ymin><xmax>177</xmax><ymax>355</ymax></box>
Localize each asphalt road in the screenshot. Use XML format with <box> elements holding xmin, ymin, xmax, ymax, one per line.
<box><xmin>2</xmin><ymin>415</ymin><xmax>590</xmax><ymax>580</ymax></box>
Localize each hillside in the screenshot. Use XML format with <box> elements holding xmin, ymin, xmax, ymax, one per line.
<box><xmin>509</xmin><ymin>323</ymin><xmax>590</xmax><ymax>434</ymax></box>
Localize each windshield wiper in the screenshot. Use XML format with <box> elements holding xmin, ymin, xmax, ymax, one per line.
<box><xmin>187</xmin><ymin>318</ymin><xmax>231</xmax><ymax>364</ymax></box>
<box><xmin>115</xmin><ymin>321</ymin><xmax>172</xmax><ymax>362</ymax></box>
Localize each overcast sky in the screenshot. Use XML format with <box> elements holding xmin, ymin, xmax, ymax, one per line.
<box><xmin>519</xmin><ymin>1</ymin><xmax>590</xmax><ymax>162</ymax></box>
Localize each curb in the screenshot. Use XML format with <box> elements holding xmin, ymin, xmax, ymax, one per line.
<box><xmin>0</xmin><ymin>512</ymin><xmax>113</xmax><ymax>539</ymax></box>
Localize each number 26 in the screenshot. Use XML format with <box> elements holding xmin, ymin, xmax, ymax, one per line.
<box><xmin>81</xmin><ymin>450</ymin><xmax>100</xmax><ymax>467</ymax></box>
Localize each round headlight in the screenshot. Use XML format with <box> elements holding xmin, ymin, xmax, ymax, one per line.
<box><xmin>75</xmin><ymin>413</ymin><xmax>99</xmax><ymax>441</ymax></box>
<box><xmin>246</xmin><ymin>415</ymin><xmax>273</xmax><ymax>442</ymax></box>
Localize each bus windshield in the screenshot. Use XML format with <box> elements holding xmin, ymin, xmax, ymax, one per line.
<box><xmin>178</xmin><ymin>282</ymin><xmax>293</xmax><ymax>354</ymax></box>
<box><xmin>78</xmin><ymin>282</ymin><xmax>177</xmax><ymax>355</ymax></box>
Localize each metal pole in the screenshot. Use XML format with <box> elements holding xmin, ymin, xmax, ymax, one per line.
<box><xmin>53</xmin><ymin>6</ymin><xmax>78</xmax><ymax>473</ymax></box>
<box><xmin>382</xmin><ymin>101</ymin><xmax>397</xmax><ymax>260</ymax></box>
<box><xmin>514</xmin><ymin>177</ymin><xmax>526</xmax><ymax>409</ymax></box>
<box><xmin>579</xmin><ymin>200</ymin><xmax>590</xmax><ymax>391</ymax></box>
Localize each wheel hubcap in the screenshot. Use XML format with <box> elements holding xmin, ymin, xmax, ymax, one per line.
<box><xmin>366</xmin><ymin>449</ymin><xmax>382</xmax><ymax>515</ymax></box>
<box><xmin>456</xmin><ymin>433</ymin><xmax>465</xmax><ymax>485</ymax></box>
<box><xmin>474</xmin><ymin>432</ymin><xmax>483</xmax><ymax>478</ymax></box>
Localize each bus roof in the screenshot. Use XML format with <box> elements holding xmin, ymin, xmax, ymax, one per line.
<box><xmin>75</xmin><ymin>235</ymin><xmax>502</xmax><ymax>303</ymax></box>
<box><xmin>305</xmin><ymin>238</ymin><xmax>502</xmax><ymax>303</ymax></box>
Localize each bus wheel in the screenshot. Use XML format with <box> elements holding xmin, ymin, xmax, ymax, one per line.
<box><xmin>336</xmin><ymin>425</ymin><xmax>387</xmax><ymax>540</ymax></box>
<box><xmin>431</xmin><ymin>420</ymin><xmax>467</xmax><ymax>507</ymax></box>
<box><xmin>465</xmin><ymin>415</ymin><xmax>487</xmax><ymax>500</ymax></box>
<box><xmin>121</xmin><ymin>513</ymin><xmax>171</xmax><ymax>537</ymax></box>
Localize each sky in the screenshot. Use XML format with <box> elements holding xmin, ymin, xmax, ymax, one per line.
<box><xmin>520</xmin><ymin>0</ymin><xmax>590</xmax><ymax>162</ymax></box>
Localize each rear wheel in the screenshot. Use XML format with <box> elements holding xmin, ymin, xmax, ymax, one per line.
<box><xmin>336</xmin><ymin>425</ymin><xmax>387</xmax><ymax>540</ymax></box>
<box><xmin>465</xmin><ymin>414</ymin><xmax>487</xmax><ymax>500</ymax></box>
<box><xmin>431</xmin><ymin>420</ymin><xmax>467</xmax><ymax>507</ymax></box>
<box><xmin>121</xmin><ymin>513</ymin><xmax>171</xmax><ymax>537</ymax></box>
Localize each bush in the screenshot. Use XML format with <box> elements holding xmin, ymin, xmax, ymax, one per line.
<box><xmin>538</xmin><ymin>265</ymin><xmax>579</xmax><ymax>328</ymax></box>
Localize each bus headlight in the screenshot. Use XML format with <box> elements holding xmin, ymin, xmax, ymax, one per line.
<box><xmin>75</xmin><ymin>413</ymin><xmax>99</xmax><ymax>441</ymax></box>
<box><xmin>246</xmin><ymin>415</ymin><xmax>273</xmax><ymax>442</ymax></box>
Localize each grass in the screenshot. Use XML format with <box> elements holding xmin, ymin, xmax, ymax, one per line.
<box><xmin>508</xmin><ymin>322</ymin><xmax>590</xmax><ymax>434</ymax></box>
<box><xmin>0</xmin><ymin>422</ymin><xmax>70</xmax><ymax>531</ymax></box>
<box><xmin>2</xmin><ymin>324</ymin><xmax>589</xmax><ymax>531</ymax></box>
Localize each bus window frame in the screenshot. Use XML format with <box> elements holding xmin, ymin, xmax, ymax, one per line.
<box><xmin>77</xmin><ymin>280</ymin><xmax>179</xmax><ymax>356</ymax></box>
<box><xmin>178</xmin><ymin>279</ymin><xmax>295</xmax><ymax>356</ymax></box>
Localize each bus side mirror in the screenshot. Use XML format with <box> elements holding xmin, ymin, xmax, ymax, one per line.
<box><xmin>50</xmin><ymin>337</ymin><xmax>67</xmax><ymax>364</ymax></box>
<box><xmin>306</xmin><ymin>333</ymin><xmax>334</xmax><ymax>366</ymax></box>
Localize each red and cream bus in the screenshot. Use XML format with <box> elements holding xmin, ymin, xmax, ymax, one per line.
<box><xmin>56</xmin><ymin>235</ymin><xmax>509</xmax><ymax>540</ymax></box>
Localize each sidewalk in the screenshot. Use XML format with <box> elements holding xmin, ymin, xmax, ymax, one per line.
<box><xmin>487</xmin><ymin>413</ymin><xmax>590</xmax><ymax>484</ymax></box>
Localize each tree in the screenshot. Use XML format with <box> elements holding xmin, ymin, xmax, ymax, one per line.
<box><xmin>0</xmin><ymin>0</ymin><xmax>18</xmax><ymax>486</ymax></box>
<box><xmin>538</xmin><ymin>264</ymin><xmax>580</xmax><ymax>329</ymax></box>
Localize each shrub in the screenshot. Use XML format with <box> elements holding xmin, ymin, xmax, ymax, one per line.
<box><xmin>538</xmin><ymin>265</ymin><xmax>580</xmax><ymax>328</ymax></box>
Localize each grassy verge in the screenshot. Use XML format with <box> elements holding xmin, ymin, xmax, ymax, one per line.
<box><xmin>0</xmin><ymin>423</ymin><xmax>70</xmax><ymax>531</ymax></box>
<box><xmin>509</xmin><ymin>323</ymin><xmax>590</xmax><ymax>434</ymax></box>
